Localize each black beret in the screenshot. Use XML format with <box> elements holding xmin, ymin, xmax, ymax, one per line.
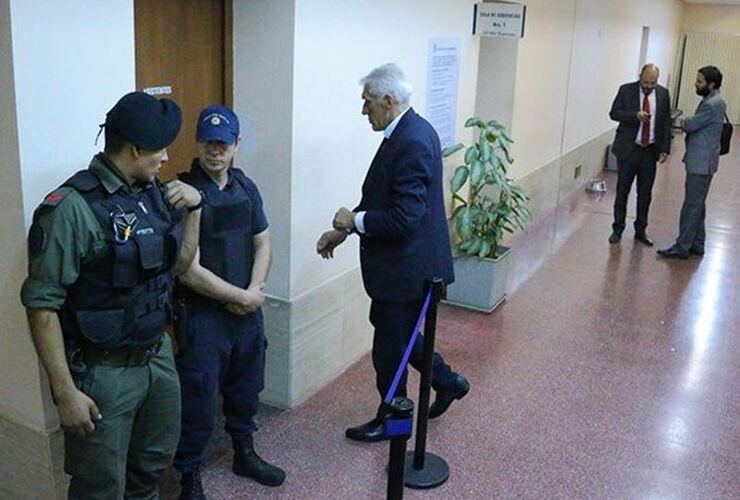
<box><xmin>105</xmin><ymin>91</ymin><xmax>182</xmax><ymax>150</ymax></box>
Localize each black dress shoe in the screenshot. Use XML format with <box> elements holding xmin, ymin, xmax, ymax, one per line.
<box><xmin>634</xmin><ymin>233</ymin><xmax>654</xmax><ymax>246</ymax></box>
<box><xmin>689</xmin><ymin>247</ymin><xmax>705</xmax><ymax>256</ymax></box>
<box><xmin>345</xmin><ymin>416</ymin><xmax>389</xmax><ymax>442</ymax></box>
<box><xmin>429</xmin><ymin>374</ymin><xmax>470</xmax><ymax>419</ymax></box>
<box><xmin>657</xmin><ymin>246</ymin><xmax>689</xmax><ymax>259</ymax></box>
<box><xmin>608</xmin><ymin>232</ymin><xmax>621</xmax><ymax>244</ymax></box>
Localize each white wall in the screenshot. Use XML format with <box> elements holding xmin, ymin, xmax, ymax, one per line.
<box><xmin>1</xmin><ymin>0</ymin><xmax>136</xmax><ymax>430</ymax></box>
<box><xmin>233</xmin><ymin>0</ymin><xmax>296</xmax><ymax>300</ymax></box>
<box><xmin>509</xmin><ymin>0</ymin><xmax>577</xmax><ymax>179</ymax></box>
<box><xmin>11</xmin><ymin>0</ymin><xmax>136</xmax><ymax>230</ymax></box>
<box><xmin>682</xmin><ymin>3</ymin><xmax>740</xmax><ymax>33</ymax></box>
<box><xmin>476</xmin><ymin>37</ymin><xmax>519</xmax><ymax>130</ymax></box>
<box><xmin>509</xmin><ymin>0</ymin><xmax>684</xmax><ymax>179</ymax></box>
<box><xmin>289</xmin><ymin>0</ymin><xmax>481</xmax><ymax>299</ymax></box>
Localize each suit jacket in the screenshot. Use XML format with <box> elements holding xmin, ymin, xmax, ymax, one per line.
<box><xmin>609</xmin><ymin>82</ymin><xmax>671</xmax><ymax>161</ymax></box>
<box><xmin>682</xmin><ymin>89</ymin><xmax>727</xmax><ymax>175</ymax></box>
<box><xmin>354</xmin><ymin>108</ymin><xmax>454</xmax><ymax>302</ymax></box>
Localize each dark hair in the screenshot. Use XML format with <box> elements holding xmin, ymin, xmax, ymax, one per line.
<box><xmin>103</xmin><ymin>125</ymin><xmax>129</xmax><ymax>155</ymax></box>
<box><xmin>698</xmin><ymin>66</ymin><xmax>722</xmax><ymax>89</ymax></box>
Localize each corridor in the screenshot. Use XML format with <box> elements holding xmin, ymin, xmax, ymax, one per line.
<box><xmin>192</xmin><ymin>132</ymin><xmax>740</xmax><ymax>499</ymax></box>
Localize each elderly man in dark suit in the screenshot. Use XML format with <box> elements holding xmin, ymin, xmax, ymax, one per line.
<box><xmin>316</xmin><ymin>63</ymin><xmax>469</xmax><ymax>442</ymax></box>
<box><xmin>609</xmin><ymin>64</ymin><xmax>672</xmax><ymax>246</ymax></box>
<box><xmin>658</xmin><ymin>66</ymin><xmax>727</xmax><ymax>259</ymax></box>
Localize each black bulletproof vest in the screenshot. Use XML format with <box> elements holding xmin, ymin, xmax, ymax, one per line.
<box><xmin>179</xmin><ymin>163</ymin><xmax>254</xmax><ymax>294</ymax></box>
<box><xmin>59</xmin><ymin>165</ymin><xmax>181</xmax><ymax>348</ymax></box>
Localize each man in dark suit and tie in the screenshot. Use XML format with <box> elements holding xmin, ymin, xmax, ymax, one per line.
<box><xmin>658</xmin><ymin>66</ymin><xmax>727</xmax><ymax>259</ymax></box>
<box><xmin>608</xmin><ymin>64</ymin><xmax>672</xmax><ymax>246</ymax></box>
<box><xmin>316</xmin><ymin>63</ymin><xmax>469</xmax><ymax>442</ymax></box>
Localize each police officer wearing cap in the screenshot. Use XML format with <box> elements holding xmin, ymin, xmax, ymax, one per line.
<box><xmin>173</xmin><ymin>105</ymin><xmax>284</xmax><ymax>499</ymax></box>
<box><xmin>21</xmin><ymin>91</ymin><xmax>203</xmax><ymax>499</ymax></box>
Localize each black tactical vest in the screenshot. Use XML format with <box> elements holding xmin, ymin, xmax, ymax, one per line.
<box><xmin>59</xmin><ymin>164</ymin><xmax>181</xmax><ymax>349</ymax></box>
<box><xmin>178</xmin><ymin>163</ymin><xmax>254</xmax><ymax>296</ymax></box>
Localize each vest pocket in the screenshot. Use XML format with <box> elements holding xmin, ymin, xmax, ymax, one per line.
<box><xmin>112</xmin><ymin>241</ymin><xmax>139</xmax><ymax>287</ymax></box>
<box><xmin>136</xmin><ymin>233</ymin><xmax>164</xmax><ymax>272</ymax></box>
<box><xmin>74</xmin><ymin>309</ymin><xmax>125</xmax><ymax>346</ymax></box>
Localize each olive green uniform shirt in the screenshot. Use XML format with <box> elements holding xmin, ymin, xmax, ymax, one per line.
<box><xmin>21</xmin><ymin>154</ymin><xmax>145</xmax><ymax>310</ymax></box>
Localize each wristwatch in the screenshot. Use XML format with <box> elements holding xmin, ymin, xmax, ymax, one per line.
<box><xmin>187</xmin><ymin>191</ymin><xmax>205</xmax><ymax>212</ymax></box>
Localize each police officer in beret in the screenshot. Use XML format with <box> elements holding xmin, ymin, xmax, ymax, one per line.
<box><xmin>20</xmin><ymin>91</ymin><xmax>203</xmax><ymax>499</ymax></box>
<box><xmin>173</xmin><ymin>105</ymin><xmax>284</xmax><ymax>499</ymax></box>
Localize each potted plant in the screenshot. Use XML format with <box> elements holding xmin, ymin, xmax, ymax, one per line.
<box><xmin>442</xmin><ymin>117</ymin><xmax>530</xmax><ymax>312</ymax></box>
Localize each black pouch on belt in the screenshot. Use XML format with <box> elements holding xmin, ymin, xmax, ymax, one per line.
<box><xmin>172</xmin><ymin>294</ymin><xmax>189</xmax><ymax>355</ymax></box>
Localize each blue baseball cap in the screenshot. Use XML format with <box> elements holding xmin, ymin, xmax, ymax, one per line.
<box><xmin>196</xmin><ymin>105</ymin><xmax>240</xmax><ymax>144</ymax></box>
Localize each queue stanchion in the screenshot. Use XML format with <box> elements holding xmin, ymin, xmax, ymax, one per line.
<box><xmin>383</xmin><ymin>289</ymin><xmax>433</xmax><ymax>499</ymax></box>
<box><xmin>405</xmin><ymin>278</ymin><xmax>449</xmax><ymax>489</ymax></box>
<box><xmin>385</xmin><ymin>397</ymin><xmax>414</xmax><ymax>500</ymax></box>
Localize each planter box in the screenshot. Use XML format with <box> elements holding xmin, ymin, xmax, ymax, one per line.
<box><xmin>443</xmin><ymin>246</ymin><xmax>512</xmax><ymax>313</ymax></box>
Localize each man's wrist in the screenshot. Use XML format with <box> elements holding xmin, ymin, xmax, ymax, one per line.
<box><xmin>187</xmin><ymin>191</ymin><xmax>205</xmax><ymax>212</ymax></box>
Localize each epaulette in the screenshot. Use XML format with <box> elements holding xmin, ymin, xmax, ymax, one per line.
<box><xmin>63</xmin><ymin>170</ymin><xmax>100</xmax><ymax>193</ymax></box>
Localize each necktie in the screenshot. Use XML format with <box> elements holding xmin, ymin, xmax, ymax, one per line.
<box><xmin>641</xmin><ymin>94</ymin><xmax>650</xmax><ymax>147</ymax></box>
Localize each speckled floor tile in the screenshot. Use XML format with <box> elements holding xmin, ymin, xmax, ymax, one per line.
<box><xmin>164</xmin><ymin>131</ymin><xmax>740</xmax><ymax>499</ymax></box>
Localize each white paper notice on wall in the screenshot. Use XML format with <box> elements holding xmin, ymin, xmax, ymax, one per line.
<box><xmin>142</xmin><ymin>85</ymin><xmax>173</xmax><ymax>96</ymax></box>
<box><xmin>473</xmin><ymin>2</ymin><xmax>526</xmax><ymax>39</ymax></box>
<box><xmin>426</xmin><ymin>38</ymin><xmax>461</xmax><ymax>149</ymax></box>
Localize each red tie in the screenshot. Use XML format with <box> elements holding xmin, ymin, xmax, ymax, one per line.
<box><xmin>641</xmin><ymin>94</ymin><xmax>650</xmax><ymax>147</ymax></box>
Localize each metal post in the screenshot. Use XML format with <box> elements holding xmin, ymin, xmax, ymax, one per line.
<box><xmin>385</xmin><ymin>397</ymin><xmax>414</xmax><ymax>500</ymax></box>
<box><xmin>405</xmin><ymin>279</ymin><xmax>450</xmax><ymax>489</ymax></box>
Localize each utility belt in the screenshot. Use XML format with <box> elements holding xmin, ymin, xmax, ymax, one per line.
<box><xmin>69</xmin><ymin>336</ymin><xmax>164</xmax><ymax>368</ymax></box>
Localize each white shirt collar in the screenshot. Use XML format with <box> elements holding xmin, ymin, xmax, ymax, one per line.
<box><xmin>383</xmin><ymin>107</ymin><xmax>410</xmax><ymax>139</ymax></box>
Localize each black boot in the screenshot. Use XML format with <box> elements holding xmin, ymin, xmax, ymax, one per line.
<box><xmin>232</xmin><ymin>434</ymin><xmax>286</xmax><ymax>487</ymax></box>
<box><xmin>179</xmin><ymin>470</ymin><xmax>207</xmax><ymax>500</ymax></box>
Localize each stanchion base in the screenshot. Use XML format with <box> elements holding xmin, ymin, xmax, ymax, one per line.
<box><xmin>403</xmin><ymin>452</ymin><xmax>449</xmax><ymax>489</ymax></box>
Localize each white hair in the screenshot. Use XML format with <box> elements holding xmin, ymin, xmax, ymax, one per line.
<box><xmin>359</xmin><ymin>63</ymin><xmax>413</xmax><ymax>106</ymax></box>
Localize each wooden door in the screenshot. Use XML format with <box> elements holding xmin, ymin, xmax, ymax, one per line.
<box><xmin>135</xmin><ymin>0</ymin><xmax>232</xmax><ymax>181</ymax></box>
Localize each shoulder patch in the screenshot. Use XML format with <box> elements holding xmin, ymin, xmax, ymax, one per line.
<box><xmin>41</xmin><ymin>187</ymin><xmax>73</xmax><ymax>207</ymax></box>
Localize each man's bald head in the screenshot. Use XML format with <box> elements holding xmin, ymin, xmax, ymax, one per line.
<box><xmin>639</xmin><ymin>64</ymin><xmax>659</xmax><ymax>95</ymax></box>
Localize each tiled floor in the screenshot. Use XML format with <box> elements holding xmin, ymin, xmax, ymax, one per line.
<box><xmin>168</xmin><ymin>129</ymin><xmax>740</xmax><ymax>499</ymax></box>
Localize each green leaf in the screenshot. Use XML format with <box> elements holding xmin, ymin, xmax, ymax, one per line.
<box><xmin>450</xmin><ymin>165</ymin><xmax>469</xmax><ymax>193</ymax></box>
<box><xmin>478</xmin><ymin>240</ymin><xmax>492</xmax><ymax>259</ymax></box>
<box><xmin>465</xmin><ymin>117</ymin><xmax>486</xmax><ymax>128</ymax></box>
<box><xmin>457</xmin><ymin>207</ymin><xmax>473</xmax><ymax>239</ymax></box>
<box><xmin>464</xmin><ymin>145</ymin><xmax>479</xmax><ymax>164</ymax></box>
<box><xmin>489</xmin><ymin>153</ymin><xmax>504</xmax><ymax>171</ymax></box>
<box><xmin>469</xmin><ymin>161</ymin><xmax>485</xmax><ymax>186</ymax></box>
<box><xmin>451</xmin><ymin>204</ymin><xmax>467</xmax><ymax>219</ymax></box>
<box><xmin>457</xmin><ymin>239</ymin><xmax>473</xmax><ymax>253</ymax></box>
<box><xmin>467</xmin><ymin>238</ymin><xmax>482</xmax><ymax>256</ymax></box>
<box><xmin>442</xmin><ymin>143</ymin><xmax>465</xmax><ymax>158</ymax></box>
<box><xmin>487</xmin><ymin>119</ymin><xmax>506</xmax><ymax>130</ymax></box>
<box><xmin>479</xmin><ymin>142</ymin><xmax>492</xmax><ymax>163</ymax></box>
<box><xmin>452</xmin><ymin>192</ymin><xmax>467</xmax><ymax>205</ymax></box>
<box><xmin>500</xmin><ymin>142</ymin><xmax>514</xmax><ymax>164</ymax></box>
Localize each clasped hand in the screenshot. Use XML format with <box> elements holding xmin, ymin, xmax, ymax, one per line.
<box><xmin>224</xmin><ymin>283</ymin><xmax>265</xmax><ymax>315</ymax></box>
